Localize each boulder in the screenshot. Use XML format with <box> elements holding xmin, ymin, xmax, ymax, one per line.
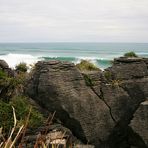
<box><xmin>130</xmin><ymin>101</ymin><xmax>148</xmax><ymax>146</ymax></box>
<box><xmin>0</xmin><ymin>60</ymin><xmax>9</xmax><ymax>69</ymax></box>
<box><xmin>26</xmin><ymin>61</ymin><xmax>115</xmax><ymax>146</ymax></box>
<box><xmin>25</xmin><ymin>57</ymin><xmax>148</xmax><ymax>147</ymax></box>
<box><xmin>106</xmin><ymin>57</ymin><xmax>148</xmax><ymax>80</ymax></box>
<box><xmin>0</xmin><ymin>59</ymin><xmax>15</xmax><ymax>77</ymax></box>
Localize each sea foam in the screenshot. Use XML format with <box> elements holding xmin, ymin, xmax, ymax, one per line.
<box><xmin>0</xmin><ymin>53</ymin><xmax>38</xmax><ymax>68</ymax></box>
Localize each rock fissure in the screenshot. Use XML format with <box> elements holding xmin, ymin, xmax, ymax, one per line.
<box><xmin>88</xmin><ymin>81</ymin><xmax>117</xmax><ymax>123</ymax></box>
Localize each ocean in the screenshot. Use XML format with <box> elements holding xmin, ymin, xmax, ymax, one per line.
<box><xmin>0</xmin><ymin>42</ymin><xmax>148</xmax><ymax>69</ymax></box>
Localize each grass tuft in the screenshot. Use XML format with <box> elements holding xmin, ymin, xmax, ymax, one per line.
<box><xmin>124</xmin><ymin>51</ymin><xmax>138</xmax><ymax>57</ymax></box>
<box><xmin>76</xmin><ymin>60</ymin><xmax>100</xmax><ymax>71</ymax></box>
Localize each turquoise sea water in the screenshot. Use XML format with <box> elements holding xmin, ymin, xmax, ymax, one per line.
<box><xmin>0</xmin><ymin>42</ymin><xmax>148</xmax><ymax>69</ymax></box>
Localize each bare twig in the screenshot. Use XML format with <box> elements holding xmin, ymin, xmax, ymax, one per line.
<box><xmin>44</xmin><ymin>111</ymin><xmax>56</xmax><ymax>135</ymax></box>
<box><xmin>18</xmin><ymin>107</ymin><xmax>32</xmax><ymax>147</ymax></box>
<box><xmin>4</xmin><ymin>106</ymin><xmax>17</xmax><ymax>148</ymax></box>
<box><xmin>9</xmin><ymin>125</ymin><xmax>24</xmax><ymax>148</ymax></box>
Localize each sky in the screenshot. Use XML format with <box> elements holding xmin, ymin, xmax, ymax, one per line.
<box><xmin>0</xmin><ymin>0</ymin><xmax>148</xmax><ymax>42</ymax></box>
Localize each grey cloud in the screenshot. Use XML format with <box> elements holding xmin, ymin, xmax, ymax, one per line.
<box><xmin>0</xmin><ymin>0</ymin><xmax>148</xmax><ymax>42</ymax></box>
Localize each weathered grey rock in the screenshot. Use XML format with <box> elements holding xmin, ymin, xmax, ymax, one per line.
<box><xmin>0</xmin><ymin>60</ymin><xmax>9</xmax><ymax>69</ymax></box>
<box><xmin>76</xmin><ymin>144</ymin><xmax>95</xmax><ymax>148</ymax></box>
<box><xmin>26</xmin><ymin>61</ymin><xmax>115</xmax><ymax>146</ymax></box>
<box><xmin>130</xmin><ymin>101</ymin><xmax>148</xmax><ymax>146</ymax></box>
<box><xmin>25</xmin><ymin>57</ymin><xmax>148</xmax><ymax>148</ymax></box>
<box><xmin>0</xmin><ymin>59</ymin><xmax>15</xmax><ymax>77</ymax></box>
<box><xmin>101</xmin><ymin>57</ymin><xmax>148</xmax><ymax>148</ymax></box>
<box><xmin>106</xmin><ymin>57</ymin><xmax>148</xmax><ymax>80</ymax></box>
<box><xmin>114</xmin><ymin>57</ymin><xmax>143</xmax><ymax>63</ymax></box>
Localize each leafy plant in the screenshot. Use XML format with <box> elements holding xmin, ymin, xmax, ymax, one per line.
<box><xmin>83</xmin><ymin>74</ymin><xmax>94</xmax><ymax>86</ymax></box>
<box><xmin>10</xmin><ymin>96</ymin><xmax>44</xmax><ymax>128</ymax></box>
<box><xmin>104</xmin><ymin>71</ymin><xmax>112</xmax><ymax>81</ymax></box>
<box><xmin>0</xmin><ymin>101</ymin><xmax>13</xmax><ymax>133</ymax></box>
<box><xmin>124</xmin><ymin>51</ymin><xmax>138</xmax><ymax>57</ymax></box>
<box><xmin>0</xmin><ymin>96</ymin><xmax>44</xmax><ymax>133</ymax></box>
<box><xmin>0</xmin><ymin>69</ymin><xmax>7</xmax><ymax>79</ymax></box>
<box><xmin>76</xmin><ymin>60</ymin><xmax>99</xmax><ymax>71</ymax></box>
<box><xmin>15</xmin><ymin>62</ymin><xmax>28</xmax><ymax>73</ymax></box>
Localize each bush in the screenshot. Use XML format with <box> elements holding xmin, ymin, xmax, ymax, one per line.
<box><xmin>124</xmin><ymin>51</ymin><xmax>138</xmax><ymax>57</ymax></box>
<box><xmin>0</xmin><ymin>96</ymin><xmax>44</xmax><ymax>133</ymax></box>
<box><xmin>15</xmin><ymin>62</ymin><xmax>28</xmax><ymax>73</ymax></box>
<box><xmin>10</xmin><ymin>96</ymin><xmax>44</xmax><ymax>128</ymax></box>
<box><xmin>0</xmin><ymin>101</ymin><xmax>13</xmax><ymax>133</ymax></box>
<box><xmin>76</xmin><ymin>60</ymin><xmax>99</xmax><ymax>71</ymax></box>
<box><xmin>0</xmin><ymin>69</ymin><xmax>7</xmax><ymax>79</ymax></box>
<box><xmin>83</xmin><ymin>74</ymin><xmax>94</xmax><ymax>86</ymax></box>
<box><xmin>104</xmin><ymin>71</ymin><xmax>112</xmax><ymax>81</ymax></box>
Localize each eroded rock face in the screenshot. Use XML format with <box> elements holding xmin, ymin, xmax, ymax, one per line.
<box><xmin>0</xmin><ymin>60</ymin><xmax>15</xmax><ymax>77</ymax></box>
<box><xmin>26</xmin><ymin>61</ymin><xmax>115</xmax><ymax>146</ymax></box>
<box><xmin>26</xmin><ymin>57</ymin><xmax>148</xmax><ymax>148</ymax></box>
<box><xmin>130</xmin><ymin>101</ymin><xmax>148</xmax><ymax>146</ymax></box>
<box><xmin>106</xmin><ymin>57</ymin><xmax>148</xmax><ymax>80</ymax></box>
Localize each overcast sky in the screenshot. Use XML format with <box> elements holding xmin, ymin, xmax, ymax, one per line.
<box><xmin>0</xmin><ymin>0</ymin><xmax>148</xmax><ymax>42</ymax></box>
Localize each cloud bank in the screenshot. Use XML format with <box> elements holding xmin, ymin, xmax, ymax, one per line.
<box><xmin>0</xmin><ymin>0</ymin><xmax>148</xmax><ymax>42</ymax></box>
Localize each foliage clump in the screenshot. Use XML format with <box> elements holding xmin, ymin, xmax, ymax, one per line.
<box><xmin>76</xmin><ymin>60</ymin><xmax>99</xmax><ymax>71</ymax></box>
<box><xmin>0</xmin><ymin>96</ymin><xmax>44</xmax><ymax>133</ymax></box>
<box><xmin>83</xmin><ymin>74</ymin><xmax>94</xmax><ymax>86</ymax></box>
<box><xmin>0</xmin><ymin>101</ymin><xmax>13</xmax><ymax>133</ymax></box>
<box><xmin>15</xmin><ymin>62</ymin><xmax>28</xmax><ymax>73</ymax></box>
<box><xmin>0</xmin><ymin>69</ymin><xmax>7</xmax><ymax>79</ymax></box>
<box><xmin>11</xmin><ymin>96</ymin><xmax>44</xmax><ymax>127</ymax></box>
<box><xmin>104</xmin><ymin>71</ymin><xmax>112</xmax><ymax>81</ymax></box>
<box><xmin>124</xmin><ymin>51</ymin><xmax>138</xmax><ymax>57</ymax></box>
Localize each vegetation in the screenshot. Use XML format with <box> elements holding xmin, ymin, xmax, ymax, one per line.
<box><xmin>0</xmin><ymin>101</ymin><xmax>13</xmax><ymax>133</ymax></box>
<box><xmin>124</xmin><ymin>51</ymin><xmax>138</xmax><ymax>57</ymax></box>
<box><xmin>0</xmin><ymin>67</ymin><xmax>44</xmax><ymax>134</ymax></box>
<box><xmin>76</xmin><ymin>60</ymin><xmax>100</xmax><ymax>71</ymax></box>
<box><xmin>83</xmin><ymin>74</ymin><xmax>94</xmax><ymax>86</ymax></box>
<box><xmin>110</xmin><ymin>79</ymin><xmax>122</xmax><ymax>87</ymax></box>
<box><xmin>0</xmin><ymin>96</ymin><xmax>44</xmax><ymax>134</ymax></box>
<box><xmin>15</xmin><ymin>62</ymin><xmax>28</xmax><ymax>73</ymax></box>
<box><xmin>104</xmin><ymin>71</ymin><xmax>112</xmax><ymax>81</ymax></box>
<box><xmin>0</xmin><ymin>69</ymin><xmax>7</xmax><ymax>79</ymax></box>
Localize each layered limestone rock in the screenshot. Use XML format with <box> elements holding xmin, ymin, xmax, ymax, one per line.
<box><xmin>130</xmin><ymin>101</ymin><xmax>148</xmax><ymax>146</ymax></box>
<box><xmin>25</xmin><ymin>57</ymin><xmax>148</xmax><ymax>148</ymax></box>
<box><xmin>26</xmin><ymin>61</ymin><xmax>115</xmax><ymax>147</ymax></box>
<box><xmin>100</xmin><ymin>57</ymin><xmax>148</xmax><ymax>148</ymax></box>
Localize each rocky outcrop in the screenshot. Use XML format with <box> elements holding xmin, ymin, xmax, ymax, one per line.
<box><xmin>0</xmin><ymin>60</ymin><xmax>16</xmax><ymax>100</ymax></box>
<box><xmin>26</xmin><ymin>61</ymin><xmax>115</xmax><ymax>147</ymax></box>
<box><xmin>130</xmin><ymin>100</ymin><xmax>148</xmax><ymax>146</ymax></box>
<box><xmin>0</xmin><ymin>59</ymin><xmax>15</xmax><ymax>77</ymax></box>
<box><xmin>25</xmin><ymin>57</ymin><xmax>148</xmax><ymax>148</ymax></box>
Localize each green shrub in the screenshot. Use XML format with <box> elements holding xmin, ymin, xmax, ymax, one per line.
<box><xmin>0</xmin><ymin>101</ymin><xmax>13</xmax><ymax>133</ymax></box>
<box><xmin>0</xmin><ymin>69</ymin><xmax>7</xmax><ymax>79</ymax></box>
<box><xmin>0</xmin><ymin>96</ymin><xmax>44</xmax><ymax>133</ymax></box>
<box><xmin>83</xmin><ymin>74</ymin><xmax>94</xmax><ymax>86</ymax></box>
<box><xmin>76</xmin><ymin>60</ymin><xmax>99</xmax><ymax>71</ymax></box>
<box><xmin>10</xmin><ymin>96</ymin><xmax>44</xmax><ymax>128</ymax></box>
<box><xmin>15</xmin><ymin>62</ymin><xmax>28</xmax><ymax>73</ymax></box>
<box><xmin>124</xmin><ymin>51</ymin><xmax>138</xmax><ymax>57</ymax></box>
<box><xmin>104</xmin><ymin>71</ymin><xmax>112</xmax><ymax>81</ymax></box>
